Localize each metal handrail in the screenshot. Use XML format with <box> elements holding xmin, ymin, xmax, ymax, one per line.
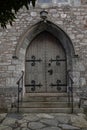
<box><xmin>67</xmin><ymin>70</ymin><xmax>74</xmax><ymax>113</ymax></box>
<box><xmin>16</xmin><ymin>71</ymin><xmax>24</xmax><ymax>113</ymax></box>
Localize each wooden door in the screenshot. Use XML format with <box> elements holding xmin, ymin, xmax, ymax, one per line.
<box><xmin>25</xmin><ymin>31</ymin><xmax>67</xmax><ymax>93</ymax></box>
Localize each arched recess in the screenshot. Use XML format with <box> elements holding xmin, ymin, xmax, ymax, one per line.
<box><xmin>15</xmin><ymin>20</ymin><xmax>75</xmax><ymax>68</ymax></box>
<box><xmin>14</xmin><ymin>21</ymin><xmax>75</xmax><ymax>92</ymax></box>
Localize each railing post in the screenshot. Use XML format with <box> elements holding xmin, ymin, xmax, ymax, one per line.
<box><xmin>16</xmin><ymin>71</ymin><xmax>24</xmax><ymax>113</ymax></box>
<box><xmin>68</xmin><ymin>91</ymin><xmax>70</xmax><ymax>107</ymax></box>
<box><xmin>17</xmin><ymin>82</ymin><xmax>20</xmax><ymax>113</ymax></box>
<box><xmin>71</xmin><ymin>82</ymin><xmax>74</xmax><ymax>113</ymax></box>
<box><xmin>67</xmin><ymin>70</ymin><xmax>74</xmax><ymax>113</ymax></box>
<box><xmin>67</xmin><ymin>71</ymin><xmax>71</xmax><ymax>107</ymax></box>
<box><xmin>21</xmin><ymin>74</ymin><xmax>23</xmax><ymax>102</ymax></box>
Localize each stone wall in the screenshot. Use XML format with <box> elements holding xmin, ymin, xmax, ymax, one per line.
<box><xmin>0</xmin><ymin>4</ymin><xmax>87</xmax><ymax>108</ymax></box>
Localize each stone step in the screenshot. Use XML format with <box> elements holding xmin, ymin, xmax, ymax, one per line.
<box><xmin>20</xmin><ymin>108</ymin><xmax>72</xmax><ymax>113</ymax></box>
<box><xmin>9</xmin><ymin>92</ymin><xmax>83</xmax><ymax>114</ymax></box>
<box><xmin>11</xmin><ymin>107</ymin><xmax>83</xmax><ymax>113</ymax></box>
<box><xmin>23</xmin><ymin>96</ymin><xmax>68</xmax><ymax>102</ymax></box>
<box><xmin>20</xmin><ymin>102</ymin><xmax>78</xmax><ymax>108</ymax></box>
<box><xmin>23</xmin><ymin>93</ymin><xmax>68</xmax><ymax>102</ymax></box>
<box><xmin>25</xmin><ymin>92</ymin><xmax>68</xmax><ymax>97</ymax></box>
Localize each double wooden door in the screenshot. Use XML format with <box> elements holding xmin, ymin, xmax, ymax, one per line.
<box><xmin>25</xmin><ymin>32</ymin><xmax>67</xmax><ymax>93</ymax></box>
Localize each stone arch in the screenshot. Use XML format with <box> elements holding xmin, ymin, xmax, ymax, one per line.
<box><xmin>14</xmin><ymin>21</ymin><xmax>75</xmax><ymax>72</ymax></box>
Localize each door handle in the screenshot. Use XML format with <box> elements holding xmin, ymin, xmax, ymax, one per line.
<box><xmin>48</xmin><ymin>69</ymin><xmax>53</xmax><ymax>75</ymax></box>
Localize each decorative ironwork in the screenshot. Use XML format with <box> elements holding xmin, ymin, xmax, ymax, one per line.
<box><xmin>16</xmin><ymin>71</ymin><xmax>24</xmax><ymax>113</ymax></box>
<box><xmin>49</xmin><ymin>55</ymin><xmax>66</xmax><ymax>65</ymax></box>
<box><xmin>25</xmin><ymin>80</ymin><xmax>42</xmax><ymax>91</ymax></box>
<box><xmin>48</xmin><ymin>69</ymin><xmax>53</xmax><ymax>75</ymax></box>
<box><xmin>50</xmin><ymin>79</ymin><xmax>66</xmax><ymax>91</ymax></box>
<box><xmin>26</xmin><ymin>55</ymin><xmax>42</xmax><ymax>66</ymax></box>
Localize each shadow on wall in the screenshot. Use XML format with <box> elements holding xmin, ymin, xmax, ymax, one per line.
<box><xmin>0</xmin><ymin>95</ymin><xmax>8</xmax><ymax>113</ymax></box>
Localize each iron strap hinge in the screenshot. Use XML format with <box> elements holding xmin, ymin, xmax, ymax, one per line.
<box><xmin>26</xmin><ymin>55</ymin><xmax>42</xmax><ymax>66</ymax></box>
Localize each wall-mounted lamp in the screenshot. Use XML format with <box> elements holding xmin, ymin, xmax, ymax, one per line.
<box><xmin>40</xmin><ymin>10</ymin><xmax>48</xmax><ymax>22</ymax></box>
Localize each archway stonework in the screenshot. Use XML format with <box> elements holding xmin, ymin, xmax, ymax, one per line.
<box><xmin>15</xmin><ymin>21</ymin><xmax>75</xmax><ymax>93</ymax></box>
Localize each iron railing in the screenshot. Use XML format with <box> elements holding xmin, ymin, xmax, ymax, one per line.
<box><xmin>67</xmin><ymin>70</ymin><xmax>74</xmax><ymax>113</ymax></box>
<box><xmin>16</xmin><ymin>71</ymin><xmax>24</xmax><ymax>113</ymax></box>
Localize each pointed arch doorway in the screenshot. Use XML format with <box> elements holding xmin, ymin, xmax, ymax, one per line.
<box><xmin>25</xmin><ymin>31</ymin><xmax>67</xmax><ymax>93</ymax></box>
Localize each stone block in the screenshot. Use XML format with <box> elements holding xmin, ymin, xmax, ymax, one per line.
<box><xmin>71</xmin><ymin>114</ymin><xmax>87</xmax><ymax>128</ymax></box>
<box><xmin>38</xmin><ymin>127</ymin><xmax>61</xmax><ymax>130</ymax></box>
<box><xmin>59</xmin><ymin>124</ymin><xmax>80</xmax><ymax>130</ymax></box>
<box><xmin>8</xmin><ymin>66</ymin><xmax>16</xmax><ymax>71</ymax></box>
<box><xmin>0</xmin><ymin>125</ymin><xmax>12</xmax><ymax>130</ymax></box>
<box><xmin>28</xmin><ymin>122</ymin><xmax>45</xmax><ymax>129</ymax></box>
<box><xmin>73</xmin><ymin>72</ymin><xmax>80</xmax><ymax>86</ymax></box>
<box><xmin>73</xmin><ymin>62</ymin><xmax>85</xmax><ymax>72</ymax></box>
<box><xmin>49</xmin><ymin>9</ymin><xmax>57</xmax><ymax>13</ymax></box>
<box><xmin>40</xmin><ymin>119</ymin><xmax>58</xmax><ymax>126</ymax></box>
<box><xmin>70</xmin><ymin>34</ymin><xmax>75</xmax><ymax>39</ymax></box>
<box><xmin>0</xmin><ymin>113</ymin><xmax>7</xmax><ymax>123</ymax></box>
<box><xmin>55</xmin><ymin>114</ymin><xmax>70</xmax><ymax>124</ymax></box>
<box><xmin>30</xmin><ymin>12</ymin><xmax>37</xmax><ymax>17</ymax></box>
<box><xmin>53</xmin><ymin>14</ymin><xmax>59</xmax><ymax>17</ymax></box>
<box><xmin>76</xmin><ymin>34</ymin><xmax>84</xmax><ymax>38</ymax></box>
<box><xmin>79</xmin><ymin>78</ymin><xmax>86</xmax><ymax>86</ymax></box>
